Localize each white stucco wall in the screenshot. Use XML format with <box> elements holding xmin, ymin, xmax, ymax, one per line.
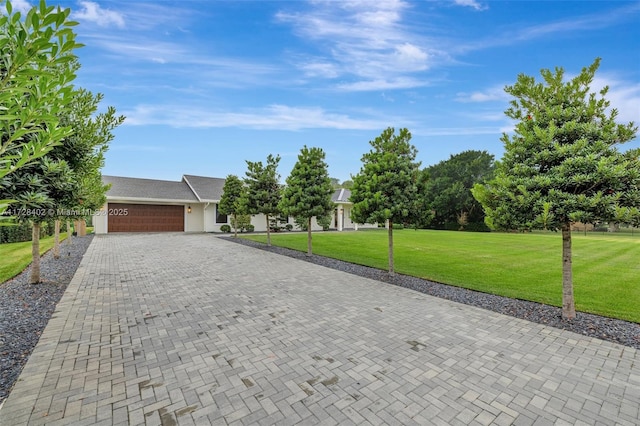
<box><xmin>185</xmin><ymin>204</ymin><xmax>204</xmax><ymax>232</ymax></box>
<box><xmin>93</xmin><ymin>205</ymin><xmax>108</xmax><ymax>234</ymax></box>
<box><xmin>203</xmin><ymin>204</ymin><xmax>217</xmax><ymax>232</ymax></box>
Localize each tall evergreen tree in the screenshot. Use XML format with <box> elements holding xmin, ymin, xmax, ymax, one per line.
<box><xmin>280</xmin><ymin>146</ymin><xmax>334</xmax><ymax>256</ymax></box>
<box><xmin>350</xmin><ymin>127</ymin><xmax>422</xmax><ymax>275</ymax></box>
<box><xmin>244</xmin><ymin>154</ymin><xmax>281</xmax><ymax>246</ymax></box>
<box><xmin>218</xmin><ymin>174</ymin><xmax>246</xmax><ymax>238</ymax></box>
<box><xmin>473</xmin><ymin>58</ymin><xmax>639</xmax><ymax>320</ymax></box>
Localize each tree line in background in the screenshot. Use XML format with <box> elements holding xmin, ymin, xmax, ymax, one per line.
<box><xmin>0</xmin><ymin>0</ymin><xmax>124</xmax><ymax>283</ymax></box>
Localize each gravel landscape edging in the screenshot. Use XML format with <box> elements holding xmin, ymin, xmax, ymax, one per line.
<box><xmin>0</xmin><ymin>235</ymin><xmax>94</xmax><ymax>404</ymax></box>
<box><xmin>1</xmin><ymin>233</ymin><xmax>637</xmax><ymax>406</ymax></box>
<box><xmin>225</xmin><ymin>236</ymin><xmax>640</xmax><ymax>350</ymax></box>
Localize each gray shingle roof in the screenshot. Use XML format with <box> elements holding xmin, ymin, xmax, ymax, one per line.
<box><xmin>332</xmin><ymin>188</ymin><xmax>351</xmax><ymax>203</ymax></box>
<box><xmin>182</xmin><ymin>175</ymin><xmax>226</xmax><ymax>202</ymax></box>
<box><xmin>104</xmin><ymin>174</ymin><xmax>348</xmax><ymax>205</ymax></box>
<box><xmin>103</xmin><ymin>175</ymin><xmax>199</xmax><ymax>202</ymax></box>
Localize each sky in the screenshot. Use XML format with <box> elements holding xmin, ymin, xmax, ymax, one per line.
<box><xmin>13</xmin><ymin>0</ymin><xmax>640</xmax><ymax>182</ymax></box>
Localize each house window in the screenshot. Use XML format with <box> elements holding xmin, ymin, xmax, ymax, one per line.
<box><xmin>215</xmin><ymin>204</ymin><xmax>228</xmax><ymax>223</ymax></box>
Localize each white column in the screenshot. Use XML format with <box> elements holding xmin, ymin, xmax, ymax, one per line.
<box><xmin>338</xmin><ymin>206</ymin><xmax>344</xmax><ymax>231</ymax></box>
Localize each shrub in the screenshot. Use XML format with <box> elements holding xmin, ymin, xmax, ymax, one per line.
<box><xmin>220</xmin><ymin>224</ymin><xmax>231</xmax><ymax>233</ymax></box>
<box><xmin>285</xmin><ymin>224</ymin><xmax>293</xmax><ymax>231</ymax></box>
<box><xmin>317</xmin><ymin>214</ymin><xmax>332</xmax><ymax>231</ymax></box>
<box><xmin>0</xmin><ymin>220</ymin><xmax>56</xmax><ymax>243</ymax></box>
<box><xmin>394</xmin><ymin>223</ymin><xmax>404</xmax><ymax>230</ymax></box>
<box><xmin>245</xmin><ymin>224</ymin><xmax>255</xmax><ymax>232</ymax></box>
<box><xmin>232</xmin><ymin>214</ymin><xmax>251</xmax><ymax>233</ymax></box>
<box><xmin>465</xmin><ymin>222</ymin><xmax>491</xmax><ymax>232</ymax></box>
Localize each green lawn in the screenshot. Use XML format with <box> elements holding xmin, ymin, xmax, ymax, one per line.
<box><xmin>243</xmin><ymin>229</ymin><xmax>640</xmax><ymax>323</ymax></box>
<box><xmin>0</xmin><ymin>233</ymin><xmax>68</xmax><ymax>283</ymax></box>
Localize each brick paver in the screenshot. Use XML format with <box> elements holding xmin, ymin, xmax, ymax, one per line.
<box><xmin>1</xmin><ymin>233</ymin><xmax>638</xmax><ymax>425</ymax></box>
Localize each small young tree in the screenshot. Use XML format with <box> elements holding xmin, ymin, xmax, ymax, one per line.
<box><xmin>279</xmin><ymin>146</ymin><xmax>334</xmax><ymax>256</ymax></box>
<box><xmin>350</xmin><ymin>127</ymin><xmax>422</xmax><ymax>275</ymax></box>
<box><xmin>472</xmin><ymin>58</ymin><xmax>638</xmax><ymax>320</ymax></box>
<box><xmin>244</xmin><ymin>154</ymin><xmax>281</xmax><ymax>246</ymax></box>
<box><xmin>218</xmin><ymin>174</ymin><xmax>246</xmax><ymax>238</ymax></box>
<box><xmin>3</xmin><ymin>157</ymin><xmax>74</xmax><ymax>283</ymax></box>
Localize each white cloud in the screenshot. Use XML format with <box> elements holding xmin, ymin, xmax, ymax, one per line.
<box><xmin>453</xmin><ymin>0</ymin><xmax>487</xmax><ymax>11</ymax></box>
<box><xmin>74</xmin><ymin>1</ymin><xmax>125</xmax><ymax>28</ymax></box>
<box><xmin>300</xmin><ymin>62</ymin><xmax>340</xmax><ymax>78</ymax></box>
<box><xmin>276</xmin><ymin>1</ymin><xmax>443</xmax><ymax>91</ymax></box>
<box><xmin>337</xmin><ymin>77</ymin><xmax>429</xmax><ymax>92</ymax></box>
<box><xmin>11</xmin><ymin>0</ymin><xmax>32</xmax><ymax>14</ymax></box>
<box><xmin>591</xmin><ymin>75</ymin><xmax>640</xmax><ymax>124</ymax></box>
<box><xmin>123</xmin><ymin>104</ymin><xmax>384</xmax><ymax>131</ymax></box>
<box><xmin>455</xmin><ymin>85</ymin><xmax>509</xmax><ymax>102</ymax></box>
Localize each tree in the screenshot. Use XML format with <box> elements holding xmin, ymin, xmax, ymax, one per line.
<box><xmin>421</xmin><ymin>150</ymin><xmax>495</xmax><ymax>230</ymax></box>
<box><xmin>244</xmin><ymin>154</ymin><xmax>281</xmax><ymax>246</ymax></box>
<box><xmin>0</xmin><ymin>0</ymin><xmax>82</xmax><ymax>217</ymax></box>
<box><xmin>1</xmin><ymin>0</ymin><xmax>122</xmax><ymax>281</ymax></box>
<box><xmin>1</xmin><ymin>156</ymin><xmax>74</xmax><ymax>283</ymax></box>
<box><xmin>350</xmin><ymin>127</ymin><xmax>422</xmax><ymax>275</ymax></box>
<box><xmin>472</xmin><ymin>58</ymin><xmax>639</xmax><ymax>320</ymax></box>
<box><xmin>48</xmin><ymin>87</ymin><xmax>123</xmax><ymax>257</ymax></box>
<box><xmin>340</xmin><ymin>179</ymin><xmax>354</xmax><ymax>189</ymax></box>
<box><xmin>218</xmin><ymin>174</ymin><xmax>246</xmax><ymax>238</ymax></box>
<box><xmin>280</xmin><ymin>146</ymin><xmax>334</xmax><ymax>256</ymax></box>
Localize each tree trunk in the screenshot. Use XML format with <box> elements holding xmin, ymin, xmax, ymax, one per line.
<box><xmin>307</xmin><ymin>217</ymin><xmax>312</xmax><ymax>257</ymax></box>
<box><xmin>233</xmin><ymin>213</ymin><xmax>238</xmax><ymax>238</ymax></box>
<box><xmin>266</xmin><ymin>214</ymin><xmax>271</xmax><ymax>246</ymax></box>
<box><xmin>388</xmin><ymin>220</ymin><xmax>394</xmax><ymax>276</ymax></box>
<box><xmin>561</xmin><ymin>222</ymin><xmax>575</xmax><ymax>320</ymax></box>
<box><xmin>29</xmin><ymin>223</ymin><xmax>41</xmax><ymax>284</ymax></box>
<box><xmin>53</xmin><ymin>219</ymin><xmax>60</xmax><ymax>259</ymax></box>
<box><xmin>66</xmin><ymin>219</ymin><xmax>72</xmax><ymax>244</ymax></box>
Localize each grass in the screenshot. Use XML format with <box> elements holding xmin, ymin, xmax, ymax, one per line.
<box><xmin>0</xmin><ymin>233</ymin><xmax>68</xmax><ymax>283</ymax></box>
<box><xmin>243</xmin><ymin>229</ymin><xmax>640</xmax><ymax>323</ymax></box>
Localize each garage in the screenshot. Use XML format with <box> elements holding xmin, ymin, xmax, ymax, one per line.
<box><xmin>107</xmin><ymin>203</ymin><xmax>184</xmax><ymax>232</ymax></box>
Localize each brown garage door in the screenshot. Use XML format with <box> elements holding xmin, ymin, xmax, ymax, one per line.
<box><xmin>108</xmin><ymin>203</ymin><xmax>184</xmax><ymax>232</ymax></box>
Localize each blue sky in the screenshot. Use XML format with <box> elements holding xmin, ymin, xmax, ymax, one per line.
<box><xmin>15</xmin><ymin>0</ymin><xmax>640</xmax><ymax>182</ymax></box>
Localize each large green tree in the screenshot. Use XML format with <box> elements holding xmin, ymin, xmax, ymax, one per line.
<box><xmin>421</xmin><ymin>150</ymin><xmax>495</xmax><ymax>230</ymax></box>
<box><xmin>472</xmin><ymin>58</ymin><xmax>639</xmax><ymax>320</ymax></box>
<box><xmin>218</xmin><ymin>174</ymin><xmax>246</xmax><ymax>238</ymax></box>
<box><xmin>280</xmin><ymin>146</ymin><xmax>334</xmax><ymax>256</ymax></box>
<box><xmin>0</xmin><ymin>0</ymin><xmax>83</xmax><ymax>283</ymax></box>
<box><xmin>350</xmin><ymin>127</ymin><xmax>422</xmax><ymax>275</ymax></box>
<box><xmin>244</xmin><ymin>154</ymin><xmax>281</xmax><ymax>246</ymax></box>
<box><xmin>0</xmin><ymin>0</ymin><xmax>81</xmax><ymax>193</ymax></box>
<box><xmin>48</xmin><ymin>87</ymin><xmax>124</xmax><ymax>256</ymax></box>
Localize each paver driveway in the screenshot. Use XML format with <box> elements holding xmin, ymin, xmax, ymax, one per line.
<box><xmin>1</xmin><ymin>233</ymin><xmax>638</xmax><ymax>425</ymax></box>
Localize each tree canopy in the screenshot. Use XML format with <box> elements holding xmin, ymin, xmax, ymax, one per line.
<box><xmin>472</xmin><ymin>58</ymin><xmax>639</xmax><ymax>319</ymax></box>
<box><xmin>280</xmin><ymin>146</ymin><xmax>334</xmax><ymax>256</ymax></box>
<box><xmin>218</xmin><ymin>174</ymin><xmax>246</xmax><ymax>238</ymax></box>
<box><xmin>244</xmin><ymin>154</ymin><xmax>281</xmax><ymax>246</ymax></box>
<box><xmin>350</xmin><ymin>127</ymin><xmax>422</xmax><ymax>274</ymax></box>
<box><xmin>421</xmin><ymin>150</ymin><xmax>495</xmax><ymax>230</ymax></box>
<box><xmin>0</xmin><ymin>0</ymin><xmax>82</xmax><ymax>185</ymax></box>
